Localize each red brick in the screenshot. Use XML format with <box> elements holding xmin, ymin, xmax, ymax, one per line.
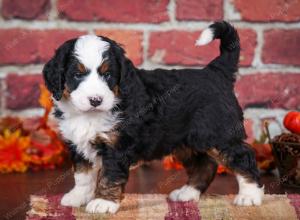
<box><xmin>95</xmin><ymin>30</ymin><xmax>143</xmax><ymax>66</ymax></box>
<box><xmin>262</xmin><ymin>30</ymin><xmax>300</xmax><ymax>66</ymax></box>
<box><xmin>57</xmin><ymin>0</ymin><xmax>169</xmax><ymax>23</ymax></box>
<box><xmin>244</xmin><ymin>119</ymin><xmax>254</xmax><ymax>143</ymax></box>
<box><xmin>176</xmin><ymin>0</ymin><xmax>223</xmax><ymax>21</ymax></box>
<box><xmin>233</xmin><ymin>0</ymin><xmax>300</xmax><ymax>22</ymax></box>
<box><xmin>235</xmin><ymin>73</ymin><xmax>300</xmax><ymax>109</ymax></box>
<box><xmin>5</xmin><ymin>74</ymin><xmax>43</xmax><ymax>110</ymax></box>
<box><xmin>2</xmin><ymin>0</ymin><xmax>50</xmax><ymax>20</ymax></box>
<box><xmin>148</xmin><ymin>29</ymin><xmax>256</xmax><ymax>66</ymax></box>
<box><xmin>0</xmin><ymin>29</ymin><xmax>85</xmax><ymax>65</ymax></box>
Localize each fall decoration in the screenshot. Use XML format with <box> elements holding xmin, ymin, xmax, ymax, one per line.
<box><xmin>284</xmin><ymin>111</ymin><xmax>300</xmax><ymax>135</ymax></box>
<box><xmin>163</xmin><ymin>155</ymin><xmax>183</xmax><ymax>170</ymax></box>
<box><xmin>0</xmin><ymin>84</ymin><xmax>66</xmax><ymax>173</ymax></box>
<box><xmin>270</xmin><ymin>132</ymin><xmax>300</xmax><ymax>187</ymax></box>
<box><xmin>217</xmin><ymin>165</ymin><xmax>228</xmax><ymax>174</ymax></box>
<box><xmin>162</xmin><ymin>155</ymin><xmax>228</xmax><ymax>174</ymax></box>
<box><xmin>0</xmin><ymin>129</ymin><xmax>31</xmax><ymax>172</ymax></box>
<box><xmin>252</xmin><ymin>130</ymin><xmax>276</xmax><ymax>172</ymax></box>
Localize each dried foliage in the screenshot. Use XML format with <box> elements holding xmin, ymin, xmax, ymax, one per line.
<box><xmin>0</xmin><ymin>85</ymin><xmax>66</xmax><ymax>173</ymax></box>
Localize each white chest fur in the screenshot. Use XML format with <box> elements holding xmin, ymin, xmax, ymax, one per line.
<box><xmin>55</xmin><ymin>100</ymin><xmax>119</xmax><ymax>163</ymax></box>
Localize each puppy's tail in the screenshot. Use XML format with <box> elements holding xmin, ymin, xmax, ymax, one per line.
<box><xmin>196</xmin><ymin>21</ymin><xmax>240</xmax><ymax>80</ymax></box>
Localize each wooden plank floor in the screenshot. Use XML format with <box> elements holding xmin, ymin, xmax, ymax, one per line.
<box><xmin>0</xmin><ymin>161</ymin><xmax>299</xmax><ymax>220</ymax></box>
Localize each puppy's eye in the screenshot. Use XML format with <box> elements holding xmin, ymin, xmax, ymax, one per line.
<box><xmin>77</xmin><ymin>63</ymin><xmax>87</xmax><ymax>75</ymax></box>
<box><xmin>103</xmin><ymin>72</ymin><xmax>111</xmax><ymax>80</ymax></box>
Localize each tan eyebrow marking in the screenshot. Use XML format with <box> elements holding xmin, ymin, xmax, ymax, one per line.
<box><xmin>78</xmin><ymin>63</ymin><xmax>86</xmax><ymax>74</ymax></box>
<box><xmin>98</xmin><ymin>62</ymin><xmax>109</xmax><ymax>74</ymax></box>
<box><xmin>113</xmin><ymin>86</ymin><xmax>120</xmax><ymax>97</ymax></box>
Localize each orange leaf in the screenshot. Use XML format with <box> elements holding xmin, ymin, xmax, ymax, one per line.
<box><xmin>0</xmin><ymin>129</ymin><xmax>31</xmax><ymax>173</ymax></box>
<box><xmin>163</xmin><ymin>155</ymin><xmax>183</xmax><ymax>170</ymax></box>
<box><xmin>217</xmin><ymin>165</ymin><xmax>227</xmax><ymax>174</ymax></box>
<box><xmin>39</xmin><ymin>84</ymin><xmax>53</xmax><ymax>111</ymax></box>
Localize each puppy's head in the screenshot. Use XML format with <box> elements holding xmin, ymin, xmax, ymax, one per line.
<box><xmin>43</xmin><ymin>35</ymin><xmax>127</xmax><ymax>112</ymax></box>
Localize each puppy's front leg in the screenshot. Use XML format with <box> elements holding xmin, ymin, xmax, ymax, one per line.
<box><xmin>61</xmin><ymin>147</ymin><xmax>101</xmax><ymax>207</ymax></box>
<box><xmin>86</xmin><ymin>148</ymin><xmax>129</xmax><ymax>214</ymax></box>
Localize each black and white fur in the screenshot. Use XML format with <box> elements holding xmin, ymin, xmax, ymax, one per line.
<box><xmin>43</xmin><ymin>21</ymin><xmax>264</xmax><ymax>214</ymax></box>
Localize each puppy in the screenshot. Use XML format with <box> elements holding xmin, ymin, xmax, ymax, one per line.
<box><xmin>43</xmin><ymin>21</ymin><xmax>264</xmax><ymax>214</ymax></box>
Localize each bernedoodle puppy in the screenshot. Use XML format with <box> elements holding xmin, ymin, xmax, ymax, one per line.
<box><xmin>43</xmin><ymin>21</ymin><xmax>264</xmax><ymax>214</ymax></box>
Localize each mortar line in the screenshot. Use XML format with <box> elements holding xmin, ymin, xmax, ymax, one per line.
<box><xmin>0</xmin><ymin>79</ymin><xmax>5</xmax><ymax>116</ymax></box>
<box><xmin>0</xmin><ymin>19</ymin><xmax>300</xmax><ymax>31</ymax></box>
<box><xmin>48</xmin><ymin>0</ymin><xmax>58</xmax><ymax>21</ymax></box>
<box><xmin>141</xmin><ymin>30</ymin><xmax>150</xmax><ymax>69</ymax></box>
<box><xmin>252</xmin><ymin>27</ymin><xmax>264</xmax><ymax>68</ymax></box>
<box><xmin>0</xmin><ymin>0</ymin><xmax>3</xmax><ymax>21</ymax></box>
<box><xmin>167</xmin><ymin>0</ymin><xmax>176</xmax><ymax>24</ymax></box>
<box><xmin>0</xmin><ymin>64</ymin><xmax>300</xmax><ymax>78</ymax></box>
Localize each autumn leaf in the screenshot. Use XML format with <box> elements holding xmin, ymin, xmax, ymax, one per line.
<box><xmin>217</xmin><ymin>165</ymin><xmax>227</xmax><ymax>174</ymax></box>
<box><xmin>39</xmin><ymin>84</ymin><xmax>53</xmax><ymax>128</ymax></box>
<box><xmin>0</xmin><ymin>129</ymin><xmax>31</xmax><ymax>173</ymax></box>
<box><xmin>0</xmin><ymin>85</ymin><xmax>66</xmax><ymax>173</ymax></box>
<box><xmin>163</xmin><ymin>155</ymin><xmax>183</xmax><ymax>170</ymax></box>
<box><xmin>39</xmin><ymin>84</ymin><xmax>53</xmax><ymax>111</ymax></box>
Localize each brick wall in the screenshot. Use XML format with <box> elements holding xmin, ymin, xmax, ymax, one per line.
<box><xmin>0</xmin><ymin>0</ymin><xmax>300</xmax><ymax>140</ymax></box>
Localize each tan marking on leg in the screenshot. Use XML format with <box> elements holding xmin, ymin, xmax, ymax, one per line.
<box><xmin>90</xmin><ymin>131</ymin><xmax>119</xmax><ymax>148</ymax></box>
<box><xmin>173</xmin><ymin>147</ymin><xmax>218</xmax><ymax>192</ymax></box>
<box><xmin>173</xmin><ymin>146</ymin><xmax>195</xmax><ymax>161</ymax></box>
<box><xmin>206</xmin><ymin>148</ymin><xmax>228</xmax><ymax>165</ymax></box>
<box><xmin>73</xmin><ymin>160</ymin><xmax>93</xmax><ymax>173</ymax></box>
<box><xmin>94</xmin><ymin>172</ymin><xmax>124</xmax><ymax>203</ymax></box>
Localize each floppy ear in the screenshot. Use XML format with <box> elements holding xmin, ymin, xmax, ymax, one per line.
<box><xmin>110</xmin><ymin>41</ymin><xmax>135</xmax><ymax>88</ymax></box>
<box><xmin>114</xmin><ymin>45</ymin><xmax>130</xmax><ymax>83</ymax></box>
<box><xmin>43</xmin><ymin>39</ymin><xmax>76</xmax><ymax>101</ymax></box>
<box><xmin>98</xmin><ymin>36</ymin><xmax>134</xmax><ymax>86</ymax></box>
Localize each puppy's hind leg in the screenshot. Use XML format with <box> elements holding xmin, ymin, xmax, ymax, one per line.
<box><xmin>208</xmin><ymin>143</ymin><xmax>264</xmax><ymax>206</ymax></box>
<box><xmin>169</xmin><ymin>150</ymin><xmax>218</xmax><ymax>202</ymax></box>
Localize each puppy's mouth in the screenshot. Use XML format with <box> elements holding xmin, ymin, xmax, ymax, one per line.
<box><xmin>89</xmin><ymin>107</ymin><xmax>105</xmax><ymax>112</ymax></box>
<box><xmin>81</xmin><ymin>106</ymin><xmax>106</xmax><ymax>113</ymax></box>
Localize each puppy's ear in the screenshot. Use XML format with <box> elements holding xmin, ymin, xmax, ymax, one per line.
<box><xmin>99</xmin><ymin>36</ymin><xmax>133</xmax><ymax>84</ymax></box>
<box><xmin>43</xmin><ymin>39</ymin><xmax>76</xmax><ymax>101</ymax></box>
<box><xmin>111</xmin><ymin>42</ymin><xmax>136</xmax><ymax>88</ymax></box>
<box><xmin>113</xmin><ymin>44</ymin><xmax>129</xmax><ymax>83</ymax></box>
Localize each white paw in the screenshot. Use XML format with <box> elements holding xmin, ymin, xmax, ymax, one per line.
<box><xmin>61</xmin><ymin>187</ymin><xmax>94</xmax><ymax>207</ymax></box>
<box><xmin>169</xmin><ymin>185</ymin><xmax>200</xmax><ymax>202</ymax></box>
<box><xmin>234</xmin><ymin>178</ymin><xmax>264</xmax><ymax>206</ymax></box>
<box><xmin>234</xmin><ymin>193</ymin><xmax>262</xmax><ymax>206</ymax></box>
<box><xmin>86</xmin><ymin>198</ymin><xmax>120</xmax><ymax>214</ymax></box>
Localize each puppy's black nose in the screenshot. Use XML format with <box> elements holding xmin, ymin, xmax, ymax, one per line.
<box><xmin>89</xmin><ymin>96</ymin><xmax>103</xmax><ymax>107</ymax></box>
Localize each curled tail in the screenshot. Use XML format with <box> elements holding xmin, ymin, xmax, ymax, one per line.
<box><xmin>196</xmin><ymin>21</ymin><xmax>240</xmax><ymax>79</ymax></box>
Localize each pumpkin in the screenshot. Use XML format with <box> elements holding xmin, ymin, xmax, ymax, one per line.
<box><xmin>283</xmin><ymin>111</ymin><xmax>300</xmax><ymax>134</ymax></box>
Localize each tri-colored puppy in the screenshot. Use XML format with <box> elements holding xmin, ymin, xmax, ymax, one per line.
<box><xmin>43</xmin><ymin>21</ymin><xmax>264</xmax><ymax>214</ymax></box>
